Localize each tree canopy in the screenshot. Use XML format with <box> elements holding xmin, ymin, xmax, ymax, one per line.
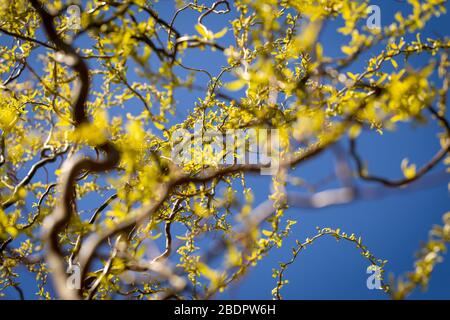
<box><xmin>0</xmin><ymin>0</ymin><xmax>449</xmax><ymax>300</ymax></box>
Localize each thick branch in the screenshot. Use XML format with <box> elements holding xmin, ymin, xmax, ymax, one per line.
<box><xmin>30</xmin><ymin>0</ymin><xmax>120</xmax><ymax>300</ymax></box>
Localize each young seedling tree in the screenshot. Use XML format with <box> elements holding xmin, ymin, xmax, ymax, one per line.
<box><xmin>0</xmin><ymin>0</ymin><xmax>449</xmax><ymax>300</ymax></box>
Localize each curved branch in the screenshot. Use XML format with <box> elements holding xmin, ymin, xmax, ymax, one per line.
<box><xmin>350</xmin><ymin>107</ymin><xmax>450</xmax><ymax>187</ymax></box>
<box><xmin>0</xmin><ymin>26</ymin><xmax>57</xmax><ymax>50</ymax></box>
<box><xmin>30</xmin><ymin>0</ymin><xmax>88</xmax><ymax>125</ymax></box>
<box><xmin>151</xmin><ymin>199</ymin><xmax>181</xmax><ymax>263</ymax></box>
<box><xmin>30</xmin><ymin>0</ymin><xmax>120</xmax><ymax>300</ymax></box>
<box><xmin>69</xmin><ymin>193</ymin><xmax>118</xmax><ymax>266</ymax></box>
<box><xmin>1</xmin><ymin>147</ymin><xmax>69</xmax><ymax>210</ymax></box>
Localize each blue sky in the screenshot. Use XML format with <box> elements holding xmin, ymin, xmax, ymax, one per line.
<box><xmin>2</xmin><ymin>0</ymin><xmax>449</xmax><ymax>299</ymax></box>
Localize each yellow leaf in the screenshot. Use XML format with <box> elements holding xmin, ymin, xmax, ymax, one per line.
<box><xmin>401</xmin><ymin>158</ymin><xmax>416</xmax><ymax>179</ymax></box>
<box><xmin>149</xmin><ymin>232</ymin><xmax>162</xmax><ymax>240</ymax></box>
<box><xmin>197</xmin><ymin>262</ymin><xmax>218</xmax><ymax>281</ymax></box>
<box><xmin>6</xmin><ymin>226</ymin><xmax>18</xmax><ymax>237</ymax></box>
<box><xmin>194</xmin><ymin>203</ymin><xmax>210</xmax><ymax>218</ymax></box>
<box><xmin>348</xmin><ymin>124</ymin><xmax>362</xmax><ymax>139</ymax></box>
<box><xmin>195</xmin><ymin>24</ymin><xmax>210</xmax><ymax>38</ymax></box>
<box><xmin>390</xmin><ymin>59</ymin><xmax>399</xmax><ymax>69</ymax></box>
<box><xmin>17</xmin><ymin>187</ymin><xmax>27</xmax><ymax>199</ymax></box>
<box><xmin>346</xmin><ymin>72</ymin><xmax>358</xmax><ymax>81</ymax></box>
<box><xmin>224</xmin><ymin>79</ymin><xmax>246</xmax><ymax>91</ymax></box>
<box><xmin>226</xmin><ymin>246</ymin><xmax>242</xmax><ymax>266</ymax></box>
<box><xmin>214</xmin><ymin>27</ymin><xmax>228</xmax><ymax>39</ymax></box>
<box><xmin>341</xmin><ymin>45</ymin><xmax>355</xmax><ymax>56</ymax></box>
<box><xmin>316</xmin><ymin>43</ymin><xmax>323</xmax><ymax>59</ymax></box>
<box><xmin>154</xmin><ymin>122</ymin><xmax>165</xmax><ymax>130</ymax></box>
